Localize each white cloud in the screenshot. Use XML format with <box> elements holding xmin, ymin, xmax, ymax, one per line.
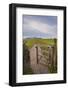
<box><xmin>24</xmin><ymin>18</ymin><xmax>57</xmax><ymax>38</ymax></box>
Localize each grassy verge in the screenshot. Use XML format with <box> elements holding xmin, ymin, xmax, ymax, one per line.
<box><xmin>24</xmin><ymin>38</ymin><xmax>57</xmax><ymax>48</ymax></box>
<box><xmin>48</xmin><ymin>64</ymin><xmax>57</xmax><ymax>73</ymax></box>
<box><xmin>23</xmin><ymin>66</ymin><xmax>34</xmax><ymax>75</ymax></box>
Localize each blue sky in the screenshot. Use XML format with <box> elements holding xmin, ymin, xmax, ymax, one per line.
<box><xmin>23</xmin><ymin>15</ymin><xmax>57</xmax><ymax>38</ymax></box>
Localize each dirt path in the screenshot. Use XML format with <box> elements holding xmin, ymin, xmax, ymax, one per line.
<box><xmin>29</xmin><ymin>44</ymin><xmax>49</xmax><ymax>74</ymax></box>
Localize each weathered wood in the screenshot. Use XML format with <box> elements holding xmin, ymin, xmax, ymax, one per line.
<box><xmin>29</xmin><ymin>44</ymin><xmax>57</xmax><ymax>74</ymax></box>
<box><xmin>35</xmin><ymin>46</ymin><xmax>38</xmax><ymax>64</ymax></box>
<box><xmin>29</xmin><ymin>44</ymin><xmax>49</xmax><ymax>74</ymax></box>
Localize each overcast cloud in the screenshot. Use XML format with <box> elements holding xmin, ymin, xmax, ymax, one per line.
<box><xmin>23</xmin><ymin>15</ymin><xmax>57</xmax><ymax>38</ymax></box>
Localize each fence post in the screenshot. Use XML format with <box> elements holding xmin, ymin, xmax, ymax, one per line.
<box><xmin>51</xmin><ymin>45</ymin><xmax>57</xmax><ymax>73</ymax></box>
<box><xmin>54</xmin><ymin>40</ymin><xmax>57</xmax><ymax>70</ymax></box>
<box><xmin>35</xmin><ymin>46</ymin><xmax>38</xmax><ymax>64</ymax></box>
<box><xmin>48</xmin><ymin>46</ymin><xmax>54</xmax><ymax>73</ymax></box>
<box><xmin>52</xmin><ymin>46</ymin><xmax>54</xmax><ymax>72</ymax></box>
<box><xmin>48</xmin><ymin>46</ymin><xmax>51</xmax><ymax>65</ymax></box>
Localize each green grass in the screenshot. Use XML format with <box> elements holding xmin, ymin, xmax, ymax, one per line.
<box><xmin>48</xmin><ymin>64</ymin><xmax>57</xmax><ymax>73</ymax></box>
<box><xmin>23</xmin><ymin>66</ymin><xmax>34</xmax><ymax>75</ymax></box>
<box><xmin>40</xmin><ymin>46</ymin><xmax>49</xmax><ymax>50</ymax></box>
<box><xmin>24</xmin><ymin>38</ymin><xmax>57</xmax><ymax>48</ymax></box>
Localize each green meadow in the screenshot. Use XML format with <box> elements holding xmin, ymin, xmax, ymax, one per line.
<box><xmin>24</xmin><ymin>38</ymin><xmax>57</xmax><ymax>48</ymax></box>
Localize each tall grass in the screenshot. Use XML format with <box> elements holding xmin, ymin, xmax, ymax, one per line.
<box><xmin>24</xmin><ymin>38</ymin><xmax>57</xmax><ymax>48</ymax></box>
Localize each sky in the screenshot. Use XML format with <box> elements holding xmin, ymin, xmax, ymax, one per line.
<box><xmin>23</xmin><ymin>15</ymin><xmax>57</xmax><ymax>39</ymax></box>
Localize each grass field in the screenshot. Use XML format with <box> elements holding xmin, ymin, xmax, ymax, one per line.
<box><xmin>24</xmin><ymin>38</ymin><xmax>57</xmax><ymax>48</ymax></box>
<box><xmin>23</xmin><ymin>38</ymin><xmax>57</xmax><ymax>74</ymax></box>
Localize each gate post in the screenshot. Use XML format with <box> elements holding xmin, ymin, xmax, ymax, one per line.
<box><xmin>35</xmin><ymin>46</ymin><xmax>38</xmax><ymax>64</ymax></box>
<box><xmin>51</xmin><ymin>46</ymin><xmax>54</xmax><ymax>71</ymax></box>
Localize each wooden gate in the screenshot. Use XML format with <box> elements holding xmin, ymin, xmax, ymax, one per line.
<box><xmin>35</xmin><ymin>44</ymin><xmax>57</xmax><ymax>73</ymax></box>
<box><xmin>29</xmin><ymin>44</ymin><xmax>57</xmax><ymax>73</ymax></box>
